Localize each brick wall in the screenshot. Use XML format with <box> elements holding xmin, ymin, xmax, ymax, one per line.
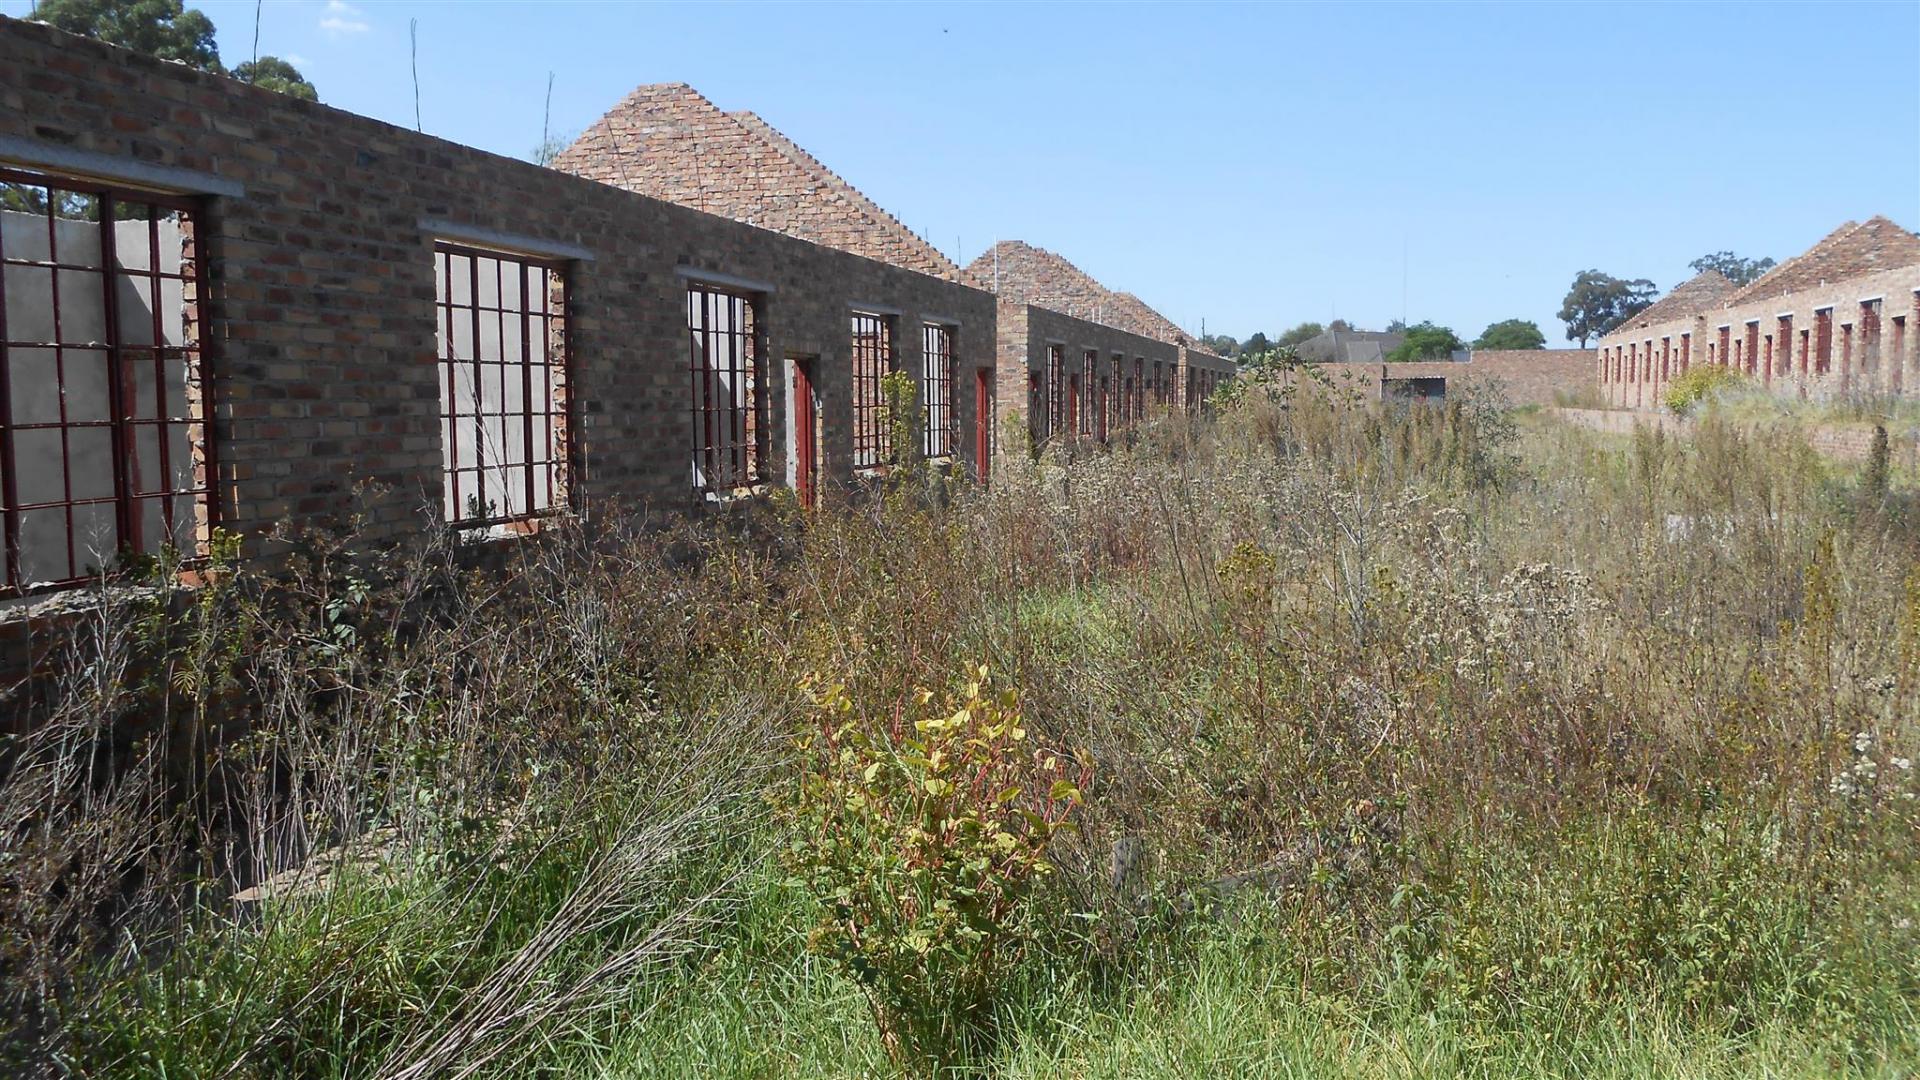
<box><xmin>1364</xmin><ymin>349</ymin><xmax>1597</xmax><ymax>406</ymax></box>
<box><xmin>0</xmin><ymin>15</ymin><xmax>996</xmax><ymax>564</ymax></box>
<box><xmin>1599</xmin><ymin>257</ymin><xmax>1920</xmax><ymax>410</ymax></box>
<box><xmin>995</xmin><ymin>300</ymin><xmax>1180</xmax><ymax>444</ymax></box>
<box><xmin>1552</xmin><ymin>407</ymin><xmax>1920</xmax><ymax>470</ymax></box>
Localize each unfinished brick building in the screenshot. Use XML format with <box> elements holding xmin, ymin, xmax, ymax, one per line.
<box><xmin>554</xmin><ymin>87</ymin><xmax>1234</xmax><ymax>452</ymax></box>
<box><xmin>1598</xmin><ymin>217</ymin><xmax>1920</xmax><ymax>409</ymax></box>
<box><xmin>0</xmin><ymin>16</ymin><xmax>1008</xmax><ymax>613</ymax></box>
<box><xmin>966</xmin><ymin>241</ymin><xmax>1235</xmax><ymax>445</ymax></box>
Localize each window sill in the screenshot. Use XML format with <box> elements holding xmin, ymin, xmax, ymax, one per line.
<box><xmin>449</xmin><ymin>513</ymin><xmax>562</xmax><ymax>544</ymax></box>
<box><xmin>700</xmin><ymin>483</ymin><xmax>772</xmax><ymax>505</ymax></box>
<box><xmin>0</xmin><ymin>578</ymin><xmax>178</xmax><ymax>627</ymax></box>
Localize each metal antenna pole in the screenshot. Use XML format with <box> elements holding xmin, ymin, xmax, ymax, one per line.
<box><xmin>410</xmin><ymin>19</ymin><xmax>422</xmax><ymax>132</ymax></box>
<box><xmin>541</xmin><ymin>71</ymin><xmax>554</xmax><ymax>162</ymax></box>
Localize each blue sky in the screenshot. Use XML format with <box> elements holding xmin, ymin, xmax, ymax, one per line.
<box><xmin>9</xmin><ymin>0</ymin><xmax>1918</xmax><ymax>345</ymax></box>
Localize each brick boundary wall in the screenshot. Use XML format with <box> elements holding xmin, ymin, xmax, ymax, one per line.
<box><xmin>1370</xmin><ymin>349</ymin><xmax>1597</xmax><ymax>407</ymax></box>
<box><xmin>1277</xmin><ymin>350</ymin><xmax>1596</xmax><ymax>407</ymax></box>
<box><xmin>1550</xmin><ymin>408</ymin><xmax>1920</xmax><ymax>469</ymax></box>
<box><xmin>0</xmin><ymin>17</ymin><xmax>1013</xmax><ymax>678</ymax></box>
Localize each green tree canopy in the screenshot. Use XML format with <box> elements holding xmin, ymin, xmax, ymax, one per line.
<box><xmin>1473</xmin><ymin>319</ymin><xmax>1547</xmax><ymax>350</ymax></box>
<box><xmin>1274</xmin><ymin>323</ymin><xmax>1322</xmax><ymax>349</ymax></box>
<box><xmin>1242</xmin><ymin>331</ymin><xmax>1273</xmax><ymax>356</ymax></box>
<box><xmin>1688</xmin><ymin>251</ymin><xmax>1776</xmax><ymax>287</ymax></box>
<box><xmin>35</xmin><ymin>0</ymin><xmax>222</xmax><ymax>72</ymax></box>
<box><xmin>1385</xmin><ymin>319</ymin><xmax>1408</xmax><ymax>333</ymax></box>
<box><xmin>1385</xmin><ymin>321</ymin><xmax>1463</xmax><ymax>362</ymax></box>
<box><xmin>1558</xmin><ymin>270</ymin><xmax>1658</xmax><ymax>348</ymax></box>
<box><xmin>234</xmin><ymin>56</ymin><xmax>317</xmax><ymax>102</ymax></box>
<box><xmin>37</xmin><ymin>0</ymin><xmax>321</xmax><ymax>100</ymax></box>
<box><xmin>1197</xmin><ymin>333</ymin><xmax>1240</xmax><ymax>358</ymax></box>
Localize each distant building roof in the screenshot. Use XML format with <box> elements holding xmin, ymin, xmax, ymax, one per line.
<box><xmin>1294</xmin><ymin>328</ymin><xmax>1405</xmax><ymax>363</ymax></box>
<box><xmin>1725</xmin><ymin>216</ymin><xmax>1920</xmax><ymax>305</ymax></box>
<box><xmin>965</xmin><ymin>240</ymin><xmax>1194</xmax><ymax>345</ymax></box>
<box><xmin>1599</xmin><ymin>215</ymin><xmax>1920</xmax><ymax>345</ymax></box>
<box><xmin>552</xmin><ymin>83</ymin><xmax>969</xmax><ymax>283</ymax></box>
<box><xmin>1608</xmin><ymin>270</ymin><xmax>1736</xmax><ymax>339</ymax></box>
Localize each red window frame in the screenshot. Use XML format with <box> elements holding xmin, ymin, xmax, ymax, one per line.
<box><xmin>851</xmin><ymin>311</ymin><xmax>894</xmax><ymax>469</ymax></box>
<box><xmin>434</xmin><ymin>241</ymin><xmax>569</xmax><ymax>529</ymax></box>
<box><xmin>688</xmin><ymin>281</ymin><xmax>765</xmax><ymax>495</ymax></box>
<box><xmin>0</xmin><ymin>168</ymin><xmax>215</xmax><ymax>594</ymax></box>
<box><xmin>1080</xmin><ymin>350</ymin><xmax>1097</xmax><ymax>436</ymax></box>
<box><xmin>921</xmin><ymin>323</ymin><xmax>954</xmax><ymax>459</ymax></box>
<box><xmin>1045</xmin><ymin>344</ymin><xmax>1066</xmax><ymax>439</ymax></box>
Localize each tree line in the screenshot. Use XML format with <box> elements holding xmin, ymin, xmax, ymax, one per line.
<box><xmin>1203</xmin><ymin>317</ymin><xmax>1545</xmax><ymax>363</ymax></box>
<box><xmin>1213</xmin><ymin>251</ymin><xmax>1775</xmax><ymax>361</ymax></box>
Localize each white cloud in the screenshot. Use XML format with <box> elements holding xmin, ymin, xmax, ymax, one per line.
<box><xmin>320</xmin><ymin>1</ymin><xmax>370</xmax><ymax>36</ymax></box>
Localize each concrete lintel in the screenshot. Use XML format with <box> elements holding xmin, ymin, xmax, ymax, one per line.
<box><xmin>675</xmin><ymin>266</ymin><xmax>774</xmax><ymax>294</ymax></box>
<box><xmin>420</xmin><ymin>218</ymin><xmax>595</xmax><ymax>262</ymax></box>
<box><xmin>850</xmin><ymin>301</ymin><xmax>903</xmax><ymax>317</ymax></box>
<box><xmin>918</xmin><ymin>313</ymin><xmax>963</xmax><ymax>328</ymax></box>
<box><xmin>0</xmin><ymin>136</ymin><xmax>245</xmax><ymax>198</ymax></box>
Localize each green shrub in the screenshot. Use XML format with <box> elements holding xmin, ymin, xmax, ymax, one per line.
<box><xmin>1664</xmin><ymin>364</ymin><xmax>1748</xmax><ymax>416</ymax></box>
<box><xmin>776</xmin><ymin>665</ymin><xmax>1086</xmax><ymax>1073</ymax></box>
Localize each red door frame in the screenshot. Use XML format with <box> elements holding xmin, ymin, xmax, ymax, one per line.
<box><xmin>975</xmin><ymin>367</ymin><xmax>992</xmax><ymax>485</ymax></box>
<box><xmin>792</xmin><ymin>355</ymin><xmax>818</xmax><ymax>508</ymax></box>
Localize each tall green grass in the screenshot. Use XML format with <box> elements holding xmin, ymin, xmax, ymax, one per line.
<box><xmin>5</xmin><ymin>385</ymin><xmax>1918</xmax><ymax>1076</ymax></box>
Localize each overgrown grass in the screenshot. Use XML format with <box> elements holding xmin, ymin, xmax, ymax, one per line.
<box><xmin>5</xmin><ymin>384</ymin><xmax>1918</xmax><ymax>1077</ymax></box>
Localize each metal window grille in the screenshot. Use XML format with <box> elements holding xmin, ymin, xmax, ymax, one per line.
<box><xmin>1026</xmin><ymin>373</ymin><xmax>1041</xmax><ymax>444</ymax></box>
<box><xmin>0</xmin><ymin>169</ymin><xmax>213</xmax><ymax>594</ymax></box>
<box><xmin>1814</xmin><ymin>310</ymin><xmax>1833</xmax><ymax>374</ymax></box>
<box><xmin>920</xmin><ymin>323</ymin><xmax>953</xmax><ymax>458</ymax></box>
<box><xmin>1046</xmin><ymin>345</ymin><xmax>1066</xmax><ymax>438</ymax></box>
<box><xmin>688</xmin><ymin>283</ymin><xmax>764</xmax><ymax>494</ymax></box>
<box><xmin>1861</xmin><ymin>300</ymin><xmax>1882</xmax><ymax>377</ymax></box>
<box><xmin>434</xmin><ymin>242</ymin><xmax>567</xmax><ymax>528</ymax></box>
<box><xmin>1134</xmin><ymin>359</ymin><xmax>1145</xmax><ymax>419</ymax></box>
<box><xmin>851</xmin><ymin>311</ymin><xmax>893</xmax><ymax>469</ymax></box>
<box><xmin>1080</xmin><ymin>350</ymin><xmax>1097</xmax><ymax>435</ymax></box>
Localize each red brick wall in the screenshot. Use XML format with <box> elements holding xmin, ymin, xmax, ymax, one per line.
<box><xmin>0</xmin><ymin>16</ymin><xmax>996</xmax><ymax>556</ymax></box>
<box><xmin>996</xmin><ymin>300</ymin><xmax>1178</xmax><ymax>444</ymax></box>
<box><xmin>1600</xmin><ymin>262</ymin><xmax>1920</xmax><ymax>409</ymax></box>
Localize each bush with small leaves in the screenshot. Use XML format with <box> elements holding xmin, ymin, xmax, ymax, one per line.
<box><xmin>776</xmin><ymin>665</ymin><xmax>1087</xmax><ymax>1074</ymax></box>
<box><xmin>1663</xmin><ymin>364</ymin><xmax>1748</xmax><ymax>416</ymax></box>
